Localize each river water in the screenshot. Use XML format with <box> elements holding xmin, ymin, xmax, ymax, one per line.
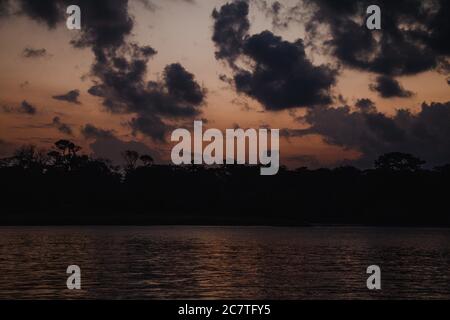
<box><xmin>0</xmin><ymin>226</ymin><xmax>449</xmax><ymax>299</ymax></box>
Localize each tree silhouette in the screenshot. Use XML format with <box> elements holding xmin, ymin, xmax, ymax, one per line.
<box><xmin>122</xmin><ymin>150</ymin><xmax>140</xmax><ymax>171</ymax></box>
<box><xmin>55</xmin><ymin>139</ymin><xmax>81</xmax><ymax>157</ymax></box>
<box><xmin>374</xmin><ymin>152</ymin><xmax>426</xmax><ymax>172</ymax></box>
<box><xmin>47</xmin><ymin>150</ymin><xmax>61</xmax><ymax>166</ymax></box>
<box><xmin>11</xmin><ymin>145</ymin><xmax>47</xmax><ymax>170</ymax></box>
<box><xmin>140</xmin><ymin>154</ymin><xmax>154</xmax><ymax>167</ymax></box>
<box><xmin>49</xmin><ymin>140</ymin><xmax>82</xmax><ymax>170</ymax></box>
<box><xmin>1</xmin><ymin>141</ymin><xmax>450</xmax><ymax>226</ymax></box>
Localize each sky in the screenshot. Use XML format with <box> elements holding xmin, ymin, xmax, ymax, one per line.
<box><xmin>0</xmin><ymin>0</ymin><xmax>449</xmax><ymax>168</ymax></box>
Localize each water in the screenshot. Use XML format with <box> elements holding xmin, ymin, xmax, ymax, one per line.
<box><xmin>0</xmin><ymin>226</ymin><xmax>449</xmax><ymax>299</ymax></box>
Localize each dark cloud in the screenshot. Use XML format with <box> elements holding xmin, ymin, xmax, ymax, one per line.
<box><xmin>212</xmin><ymin>0</ymin><xmax>338</xmax><ymax>110</ymax></box>
<box><xmin>81</xmin><ymin>124</ymin><xmax>115</xmax><ymax>140</ymax></box>
<box><xmin>231</xmin><ymin>97</ymin><xmax>252</xmax><ymax>111</ymax></box>
<box><xmin>302</xmin><ymin>0</ymin><xmax>449</xmax><ymax>76</ymax></box>
<box><xmin>218</xmin><ymin>73</ymin><xmax>235</xmax><ymax>88</ymax></box>
<box><xmin>52</xmin><ymin>90</ymin><xmax>81</xmax><ymax>104</ymax></box>
<box><xmin>235</xmin><ymin>31</ymin><xmax>337</xmax><ymax>109</ymax></box>
<box><xmin>422</xmin><ymin>0</ymin><xmax>450</xmax><ymax>56</ymax></box>
<box><xmin>254</xmin><ymin>0</ymin><xmax>303</xmax><ymax>30</ymax></box>
<box><xmin>370</xmin><ymin>76</ymin><xmax>414</xmax><ymax>98</ymax></box>
<box><xmin>212</xmin><ymin>0</ymin><xmax>250</xmax><ymax>67</ymax></box>
<box><xmin>17</xmin><ymin>0</ymin><xmax>62</xmax><ymax>28</ymax></box>
<box><xmin>22</xmin><ymin>47</ymin><xmax>49</xmax><ymax>58</ymax></box>
<box><xmin>355</xmin><ymin>98</ymin><xmax>376</xmax><ymax>113</ymax></box>
<box><xmin>66</xmin><ymin>1</ymin><xmax>204</xmax><ymax>141</ymax></box>
<box><xmin>279</xmin><ymin>127</ymin><xmax>308</xmax><ymax>139</ymax></box>
<box><xmin>52</xmin><ymin>116</ymin><xmax>73</xmax><ymax>135</ymax></box>
<box><xmin>137</xmin><ymin>0</ymin><xmax>158</xmax><ymax>12</ymax></box>
<box><xmin>164</xmin><ymin>63</ymin><xmax>204</xmax><ymax>105</ymax></box>
<box><xmin>88</xmin><ymin>45</ymin><xmax>205</xmax><ymax>141</ymax></box>
<box><xmin>11</xmin><ymin>0</ymin><xmax>133</xmax><ymax>49</ymax></box>
<box><xmin>81</xmin><ymin>124</ymin><xmax>157</xmax><ymax>164</ymax></box>
<box><xmin>260</xmin><ymin>1</ymin><xmax>285</xmax><ymax>28</ymax></box>
<box><xmin>2</xmin><ymin>100</ymin><xmax>37</xmax><ymax>115</ymax></box>
<box><xmin>138</xmin><ymin>0</ymin><xmax>196</xmax><ymax>11</ymax></box>
<box><xmin>9</xmin><ymin>0</ymin><xmax>205</xmax><ymax>142</ymax></box>
<box><xmin>68</xmin><ymin>0</ymin><xmax>134</xmax><ymax>50</ymax></box>
<box><xmin>20</xmin><ymin>100</ymin><xmax>37</xmax><ymax>114</ymax></box>
<box><xmin>129</xmin><ymin>115</ymin><xmax>170</xmax><ymax>142</ymax></box>
<box><xmin>294</xmin><ymin>100</ymin><xmax>450</xmax><ymax>167</ymax></box>
<box><xmin>17</xmin><ymin>100</ymin><xmax>37</xmax><ymax>114</ymax></box>
<box><xmin>0</xmin><ymin>0</ymin><xmax>9</xmax><ymax>16</ymax></box>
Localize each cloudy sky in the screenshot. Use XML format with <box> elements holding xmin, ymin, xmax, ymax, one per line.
<box><xmin>0</xmin><ymin>0</ymin><xmax>449</xmax><ymax>168</ymax></box>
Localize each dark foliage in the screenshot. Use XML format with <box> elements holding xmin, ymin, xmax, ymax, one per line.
<box><xmin>0</xmin><ymin>141</ymin><xmax>449</xmax><ymax>226</ymax></box>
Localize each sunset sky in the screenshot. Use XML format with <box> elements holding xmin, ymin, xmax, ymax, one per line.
<box><xmin>0</xmin><ymin>0</ymin><xmax>449</xmax><ymax>168</ymax></box>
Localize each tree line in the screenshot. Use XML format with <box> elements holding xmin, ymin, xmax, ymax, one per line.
<box><xmin>0</xmin><ymin>139</ymin><xmax>449</xmax><ymax>226</ymax></box>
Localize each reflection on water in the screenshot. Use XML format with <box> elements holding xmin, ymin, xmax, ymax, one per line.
<box><xmin>0</xmin><ymin>226</ymin><xmax>449</xmax><ymax>299</ymax></box>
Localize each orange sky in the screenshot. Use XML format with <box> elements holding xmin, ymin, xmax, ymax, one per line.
<box><xmin>0</xmin><ymin>0</ymin><xmax>449</xmax><ymax>167</ymax></box>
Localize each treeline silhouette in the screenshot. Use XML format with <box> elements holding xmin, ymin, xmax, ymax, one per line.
<box><xmin>1</xmin><ymin>139</ymin><xmax>449</xmax><ymax>226</ymax></box>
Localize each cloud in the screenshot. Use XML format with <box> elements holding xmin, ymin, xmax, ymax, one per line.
<box><xmin>19</xmin><ymin>100</ymin><xmax>37</xmax><ymax>114</ymax></box>
<box><xmin>137</xmin><ymin>0</ymin><xmax>158</xmax><ymax>11</ymax></box>
<box><xmin>370</xmin><ymin>76</ymin><xmax>414</xmax><ymax>98</ymax></box>
<box><xmin>68</xmin><ymin>0</ymin><xmax>134</xmax><ymax>50</ymax></box>
<box><xmin>211</xmin><ymin>0</ymin><xmax>250</xmax><ymax>67</ymax></box>
<box><xmin>22</xmin><ymin>47</ymin><xmax>49</xmax><ymax>58</ymax></box>
<box><xmin>81</xmin><ymin>124</ymin><xmax>156</xmax><ymax>164</ymax></box>
<box><xmin>231</xmin><ymin>97</ymin><xmax>253</xmax><ymax>111</ymax></box>
<box><xmin>302</xmin><ymin>0</ymin><xmax>450</xmax><ymax>76</ymax></box>
<box><xmin>52</xmin><ymin>116</ymin><xmax>73</xmax><ymax>135</ymax></box>
<box><xmin>212</xmin><ymin>0</ymin><xmax>338</xmax><ymax>110</ymax></box>
<box><xmin>0</xmin><ymin>0</ymin><xmax>9</xmax><ymax>16</ymax></box>
<box><xmin>7</xmin><ymin>0</ymin><xmax>206</xmax><ymax>142</ymax></box>
<box><xmin>254</xmin><ymin>0</ymin><xmax>303</xmax><ymax>30</ymax></box>
<box><xmin>17</xmin><ymin>0</ymin><xmax>62</xmax><ymax>28</ymax></box>
<box><xmin>294</xmin><ymin>100</ymin><xmax>450</xmax><ymax>167</ymax></box>
<box><xmin>235</xmin><ymin>31</ymin><xmax>338</xmax><ymax>109</ymax></box>
<box><xmin>138</xmin><ymin>0</ymin><xmax>196</xmax><ymax>12</ymax></box>
<box><xmin>88</xmin><ymin>45</ymin><xmax>205</xmax><ymax>141</ymax></box>
<box><xmin>129</xmin><ymin>115</ymin><xmax>171</xmax><ymax>142</ymax></box>
<box><xmin>80</xmin><ymin>123</ymin><xmax>115</xmax><ymax>140</ymax></box>
<box><xmin>2</xmin><ymin>100</ymin><xmax>37</xmax><ymax>115</ymax></box>
<box><xmin>7</xmin><ymin>115</ymin><xmax>73</xmax><ymax>135</ymax></box>
<box><xmin>355</xmin><ymin>98</ymin><xmax>376</xmax><ymax>113</ymax></box>
<box><xmin>164</xmin><ymin>63</ymin><xmax>204</xmax><ymax>105</ymax></box>
<box><xmin>14</xmin><ymin>0</ymin><xmax>134</xmax><ymax>48</ymax></box>
<box><xmin>52</xmin><ymin>89</ymin><xmax>81</xmax><ymax>104</ymax></box>
<box><xmin>280</xmin><ymin>127</ymin><xmax>308</xmax><ymax>139</ymax></box>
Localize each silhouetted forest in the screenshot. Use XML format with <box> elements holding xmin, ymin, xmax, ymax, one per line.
<box><xmin>1</xmin><ymin>140</ymin><xmax>449</xmax><ymax>226</ymax></box>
